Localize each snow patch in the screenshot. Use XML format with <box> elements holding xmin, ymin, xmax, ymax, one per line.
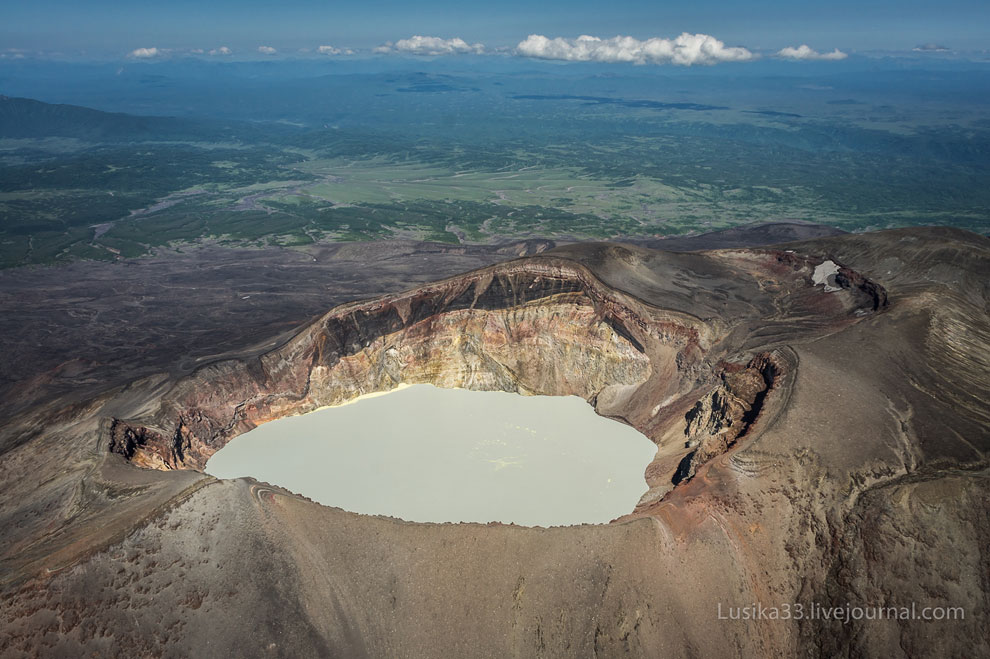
<box><xmin>812</xmin><ymin>260</ymin><xmax>842</xmax><ymax>292</ymax></box>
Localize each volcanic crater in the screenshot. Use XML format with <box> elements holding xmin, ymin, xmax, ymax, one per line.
<box><xmin>104</xmin><ymin>244</ymin><xmax>879</xmax><ymax>513</ymax></box>
<box><xmin>2</xmin><ymin>228</ymin><xmax>988</xmax><ymax>659</ymax></box>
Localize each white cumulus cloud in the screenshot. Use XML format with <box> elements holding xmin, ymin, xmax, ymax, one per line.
<box><xmin>318</xmin><ymin>45</ymin><xmax>354</xmax><ymax>55</ymax></box>
<box><xmin>777</xmin><ymin>45</ymin><xmax>848</xmax><ymax>61</ymax></box>
<box><xmin>129</xmin><ymin>47</ymin><xmax>162</xmax><ymax>59</ymax></box>
<box><xmin>257</xmin><ymin>45</ymin><xmax>277</xmax><ymax>55</ymax></box>
<box><xmin>375</xmin><ymin>36</ymin><xmax>485</xmax><ymax>56</ymax></box>
<box><xmin>515</xmin><ymin>33</ymin><xmax>755</xmax><ymax>66</ymax></box>
<box><xmin>209</xmin><ymin>46</ymin><xmax>232</xmax><ymax>56</ymax></box>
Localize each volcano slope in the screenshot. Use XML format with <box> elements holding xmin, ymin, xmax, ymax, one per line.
<box><xmin>0</xmin><ymin>227</ymin><xmax>987</xmax><ymax>658</ymax></box>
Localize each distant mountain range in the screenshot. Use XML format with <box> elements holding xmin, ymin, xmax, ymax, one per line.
<box><xmin>0</xmin><ymin>95</ymin><xmax>300</xmax><ymax>143</ymax></box>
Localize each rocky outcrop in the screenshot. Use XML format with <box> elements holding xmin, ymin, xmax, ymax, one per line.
<box><xmin>673</xmin><ymin>353</ymin><xmax>779</xmax><ymax>485</ymax></box>
<box><xmin>107</xmin><ymin>419</ymin><xmax>181</xmax><ymax>470</ymax></box>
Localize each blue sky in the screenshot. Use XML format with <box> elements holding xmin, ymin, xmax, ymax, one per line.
<box><xmin>2</xmin><ymin>0</ymin><xmax>989</xmax><ymax>58</ymax></box>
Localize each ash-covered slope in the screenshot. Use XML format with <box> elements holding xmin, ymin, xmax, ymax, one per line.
<box><xmin>0</xmin><ymin>228</ymin><xmax>987</xmax><ymax>658</ymax></box>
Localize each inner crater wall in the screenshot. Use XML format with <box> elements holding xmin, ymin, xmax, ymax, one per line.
<box><xmin>106</xmin><ymin>263</ymin><xmax>699</xmax><ymax>472</ymax></box>
<box><xmin>307</xmin><ymin>294</ymin><xmax>650</xmax><ymax>405</ymax></box>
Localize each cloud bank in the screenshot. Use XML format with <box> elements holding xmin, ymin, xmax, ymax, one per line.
<box><xmin>318</xmin><ymin>45</ymin><xmax>354</xmax><ymax>55</ymax></box>
<box><xmin>515</xmin><ymin>33</ymin><xmax>754</xmax><ymax>66</ymax></box>
<box><xmin>375</xmin><ymin>36</ymin><xmax>484</xmax><ymax>56</ymax></box>
<box><xmin>777</xmin><ymin>45</ymin><xmax>847</xmax><ymax>61</ymax></box>
<box><xmin>209</xmin><ymin>46</ymin><xmax>232</xmax><ymax>56</ymax></box>
<box><xmin>257</xmin><ymin>45</ymin><xmax>277</xmax><ymax>55</ymax></box>
<box><xmin>914</xmin><ymin>43</ymin><xmax>950</xmax><ymax>52</ymax></box>
<box><xmin>129</xmin><ymin>47</ymin><xmax>162</xmax><ymax>59</ymax></box>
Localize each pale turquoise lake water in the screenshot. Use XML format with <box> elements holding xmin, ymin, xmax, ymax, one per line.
<box><xmin>205</xmin><ymin>384</ymin><xmax>655</xmax><ymax>527</ymax></box>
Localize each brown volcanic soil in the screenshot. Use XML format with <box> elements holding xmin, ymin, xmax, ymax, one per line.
<box><xmin>1</xmin><ymin>226</ymin><xmax>988</xmax><ymax>658</ymax></box>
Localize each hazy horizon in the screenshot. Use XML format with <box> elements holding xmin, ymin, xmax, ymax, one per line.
<box><xmin>3</xmin><ymin>0</ymin><xmax>989</xmax><ymax>60</ymax></box>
